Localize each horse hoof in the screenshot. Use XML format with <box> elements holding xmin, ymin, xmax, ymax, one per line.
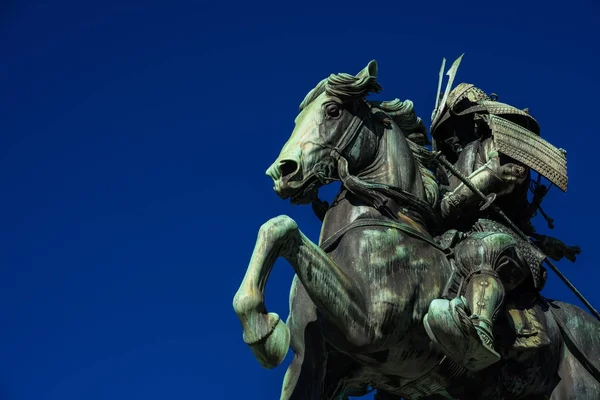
<box><xmin>245</xmin><ymin>312</ymin><xmax>290</xmax><ymax>369</ymax></box>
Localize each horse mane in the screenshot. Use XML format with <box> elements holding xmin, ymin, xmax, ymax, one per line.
<box><xmin>299</xmin><ymin>76</ymin><xmax>439</xmax><ymax>207</ymax></box>
<box><xmin>373</xmin><ymin>98</ymin><xmax>425</xmax><ymax>134</ymax></box>
<box><xmin>373</xmin><ymin>98</ymin><xmax>439</xmax><ymax>207</ymax></box>
<box><xmin>299</xmin><ymin>72</ymin><xmax>382</xmax><ymax>111</ymax></box>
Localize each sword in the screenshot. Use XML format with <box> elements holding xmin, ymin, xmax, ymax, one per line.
<box><xmin>433</xmin><ymin>151</ymin><xmax>600</xmax><ymax>322</ymax></box>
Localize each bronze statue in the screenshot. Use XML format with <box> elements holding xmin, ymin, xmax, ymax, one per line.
<box><xmin>232</xmin><ymin>59</ymin><xmax>600</xmax><ymax>399</ymax></box>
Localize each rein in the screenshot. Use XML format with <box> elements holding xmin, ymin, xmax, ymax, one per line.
<box><xmin>334</xmin><ymin>154</ymin><xmax>442</xmax><ymax>232</ymax></box>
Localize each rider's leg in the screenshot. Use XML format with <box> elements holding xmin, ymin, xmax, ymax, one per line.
<box><xmin>464</xmin><ymin>268</ymin><xmax>505</xmax><ymax>361</ymax></box>
<box><xmin>423</xmin><ymin>232</ymin><xmax>522</xmax><ymax>371</ymax></box>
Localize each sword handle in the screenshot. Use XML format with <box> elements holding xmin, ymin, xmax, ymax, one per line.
<box><xmin>480</xmin><ymin>193</ymin><xmax>497</xmax><ymax>211</ymax></box>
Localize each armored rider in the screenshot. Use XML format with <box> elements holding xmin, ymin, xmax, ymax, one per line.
<box><xmin>421</xmin><ymin>55</ymin><xmax>579</xmax><ymax>372</ymax></box>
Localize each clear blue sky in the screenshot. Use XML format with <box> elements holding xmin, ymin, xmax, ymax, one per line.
<box><xmin>1</xmin><ymin>1</ymin><xmax>598</xmax><ymax>399</ymax></box>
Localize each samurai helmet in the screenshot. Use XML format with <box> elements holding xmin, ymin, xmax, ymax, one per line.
<box><xmin>430</xmin><ymin>54</ymin><xmax>540</xmax><ymax>139</ymax></box>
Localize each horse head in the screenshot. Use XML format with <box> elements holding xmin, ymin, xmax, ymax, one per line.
<box><xmin>265</xmin><ymin>60</ymin><xmax>385</xmax><ymax>204</ymax></box>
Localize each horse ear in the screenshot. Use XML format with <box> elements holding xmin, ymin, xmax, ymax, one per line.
<box><xmin>356</xmin><ymin>60</ymin><xmax>378</xmax><ymax>80</ymax></box>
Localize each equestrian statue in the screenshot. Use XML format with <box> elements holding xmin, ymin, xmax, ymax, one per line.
<box><xmin>233</xmin><ymin>56</ymin><xmax>600</xmax><ymax>399</ymax></box>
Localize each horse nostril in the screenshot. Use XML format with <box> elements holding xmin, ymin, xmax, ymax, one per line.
<box><xmin>279</xmin><ymin>159</ymin><xmax>299</xmax><ymax>180</ymax></box>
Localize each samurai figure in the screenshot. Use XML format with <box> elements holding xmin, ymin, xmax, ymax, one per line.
<box><xmin>422</xmin><ymin>55</ymin><xmax>580</xmax><ymax>372</ymax></box>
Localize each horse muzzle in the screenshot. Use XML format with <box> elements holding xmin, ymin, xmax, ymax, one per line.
<box><xmin>266</xmin><ymin>160</ymin><xmax>318</xmax><ymax>204</ymax></box>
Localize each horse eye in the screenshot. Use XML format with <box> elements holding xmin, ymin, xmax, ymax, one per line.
<box><xmin>326</xmin><ymin>104</ymin><xmax>341</xmax><ymax>118</ymax></box>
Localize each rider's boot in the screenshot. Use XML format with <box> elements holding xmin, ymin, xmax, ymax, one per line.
<box><xmin>424</xmin><ymin>271</ymin><xmax>505</xmax><ymax>371</ymax></box>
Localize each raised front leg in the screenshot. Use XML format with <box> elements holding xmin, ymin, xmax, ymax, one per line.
<box><xmin>233</xmin><ymin>215</ymin><xmax>370</xmax><ymax>369</ymax></box>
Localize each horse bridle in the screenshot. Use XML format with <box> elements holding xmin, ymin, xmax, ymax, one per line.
<box><xmin>308</xmin><ymin>102</ymin><xmax>368</xmax><ymax>186</ymax></box>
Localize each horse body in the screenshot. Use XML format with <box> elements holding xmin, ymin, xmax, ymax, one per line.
<box><xmin>318</xmin><ymin>187</ymin><xmax>451</xmax><ymax>372</ymax></box>
<box><xmin>232</xmin><ymin>60</ymin><xmax>600</xmax><ymax>399</ymax></box>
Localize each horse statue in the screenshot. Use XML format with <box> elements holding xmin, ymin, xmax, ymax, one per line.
<box><xmin>232</xmin><ymin>61</ymin><xmax>600</xmax><ymax>399</ymax></box>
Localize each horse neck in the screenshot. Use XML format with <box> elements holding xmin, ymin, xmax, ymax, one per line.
<box><xmin>319</xmin><ymin>124</ymin><xmax>428</xmax><ymax>243</ymax></box>
<box><xmin>357</xmin><ymin>123</ymin><xmax>426</xmax><ymax>200</ymax></box>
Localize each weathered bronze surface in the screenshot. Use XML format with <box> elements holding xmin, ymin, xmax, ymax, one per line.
<box><xmin>233</xmin><ymin>58</ymin><xmax>600</xmax><ymax>399</ymax></box>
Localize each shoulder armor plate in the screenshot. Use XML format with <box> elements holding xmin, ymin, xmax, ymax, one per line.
<box><xmin>486</xmin><ymin>115</ymin><xmax>568</xmax><ymax>191</ymax></box>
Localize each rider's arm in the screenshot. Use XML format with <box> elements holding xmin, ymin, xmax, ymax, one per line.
<box><xmin>440</xmin><ymin>137</ymin><xmax>529</xmax><ymax>220</ymax></box>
